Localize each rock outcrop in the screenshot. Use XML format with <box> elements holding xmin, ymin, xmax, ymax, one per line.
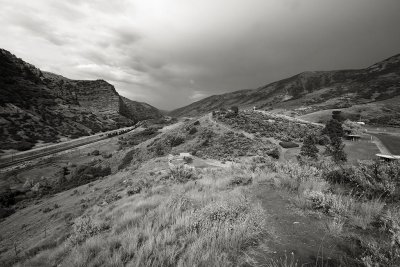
<box><xmin>0</xmin><ymin>49</ymin><xmax>161</xmax><ymax>152</ymax></box>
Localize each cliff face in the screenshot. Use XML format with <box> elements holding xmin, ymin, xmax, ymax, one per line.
<box><xmin>0</xmin><ymin>49</ymin><xmax>161</xmax><ymax>152</ymax></box>
<box><xmin>119</xmin><ymin>96</ymin><xmax>162</xmax><ymax>122</ymax></box>
<box><xmin>170</xmin><ymin>54</ymin><xmax>400</xmax><ymax>118</ymax></box>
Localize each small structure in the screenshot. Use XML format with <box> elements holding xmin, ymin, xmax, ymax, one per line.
<box><xmin>376</xmin><ymin>154</ymin><xmax>400</xmax><ymax>162</ymax></box>
<box><xmin>345</xmin><ymin>134</ymin><xmax>362</xmax><ymax>141</ymax></box>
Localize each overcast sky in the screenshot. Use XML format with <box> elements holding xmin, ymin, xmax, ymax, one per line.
<box><xmin>1</xmin><ymin>0</ymin><xmax>399</xmax><ymax>110</ymax></box>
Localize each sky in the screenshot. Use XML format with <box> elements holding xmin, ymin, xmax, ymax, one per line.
<box><xmin>0</xmin><ymin>0</ymin><xmax>399</xmax><ymax>110</ymax></box>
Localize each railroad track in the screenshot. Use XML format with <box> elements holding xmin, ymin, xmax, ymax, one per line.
<box><xmin>0</xmin><ymin>124</ymin><xmax>140</xmax><ymax>170</ymax></box>
<box><xmin>0</xmin><ymin>136</ymin><xmax>109</xmax><ymax>169</ymax></box>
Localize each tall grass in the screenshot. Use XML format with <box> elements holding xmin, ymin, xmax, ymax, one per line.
<box><xmin>13</xmin><ymin>164</ymin><xmax>267</xmax><ymax>267</ymax></box>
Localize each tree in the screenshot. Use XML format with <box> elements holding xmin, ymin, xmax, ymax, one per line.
<box><xmin>326</xmin><ymin>136</ymin><xmax>347</xmax><ymax>163</ymax></box>
<box><xmin>323</xmin><ymin>118</ymin><xmax>344</xmax><ymax>139</ymax></box>
<box><xmin>300</xmin><ymin>134</ymin><xmax>319</xmax><ymax>159</ymax></box>
<box><xmin>332</xmin><ymin>110</ymin><xmax>343</xmax><ymax>122</ymax></box>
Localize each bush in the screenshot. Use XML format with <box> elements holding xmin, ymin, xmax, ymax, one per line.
<box><xmin>154</xmin><ymin>142</ymin><xmax>165</xmax><ymax>156</ymax></box>
<box><xmin>170</xmin><ymin>135</ymin><xmax>185</xmax><ymax>147</ymax></box>
<box><xmin>118</xmin><ymin>149</ymin><xmax>135</xmax><ymax>170</ymax></box>
<box><xmin>267</xmin><ymin>148</ymin><xmax>280</xmax><ymax>159</ymax></box>
<box><xmin>188</xmin><ymin>127</ymin><xmax>197</xmax><ymax>135</ymax></box>
<box><xmin>183</xmin><ymin>156</ymin><xmax>193</xmax><ymax>164</ymax></box>
<box><xmin>61</xmin><ymin>164</ymin><xmax>111</xmax><ymax>191</ymax></box>
<box><xmin>230</xmin><ymin>106</ymin><xmax>239</xmax><ymax>114</ymax></box>
<box><xmin>15</xmin><ymin>141</ymin><xmax>35</xmax><ymax>151</ymax></box>
<box><xmin>229</xmin><ymin>175</ymin><xmax>252</xmax><ymax>186</ymax></box>
<box><xmin>69</xmin><ymin>215</ymin><xmax>103</xmax><ymax>245</ymax></box>
<box><xmin>0</xmin><ymin>187</ymin><xmax>16</xmax><ymax>207</ymax></box>
<box><xmin>169</xmin><ymin>165</ymin><xmax>197</xmax><ymax>183</ymax></box>
<box><xmin>318</xmin><ymin>134</ymin><xmax>330</xmax><ymax>145</ymax></box>
<box><xmin>279</xmin><ymin>141</ymin><xmax>299</xmax><ymax>148</ymax></box>
<box><xmin>324</xmin><ymin>161</ymin><xmax>400</xmax><ymax>200</ymax></box>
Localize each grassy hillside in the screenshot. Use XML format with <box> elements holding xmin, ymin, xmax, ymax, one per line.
<box><xmin>1</xmin><ymin>114</ymin><xmax>400</xmax><ymax>266</ymax></box>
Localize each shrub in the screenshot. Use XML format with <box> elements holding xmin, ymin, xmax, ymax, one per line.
<box><xmin>169</xmin><ymin>165</ymin><xmax>197</xmax><ymax>183</ymax></box>
<box><xmin>69</xmin><ymin>216</ymin><xmax>103</xmax><ymax>245</ymax></box>
<box><xmin>0</xmin><ymin>187</ymin><xmax>16</xmax><ymax>207</ymax></box>
<box><xmin>154</xmin><ymin>142</ymin><xmax>165</xmax><ymax>156</ymax></box>
<box><xmin>170</xmin><ymin>135</ymin><xmax>185</xmax><ymax>147</ymax></box>
<box><xmin>279</xmin><ymin>141</ymin><xmax>299</xmax><ymax>148</ymax></box>
<box><xmin>188</xmin><ymin>127</ymin><xmax>197</xmax><ymax>135</ymax></box>
<box><xmin>102</xmin><ymin>153</ymin><xmax>112</xmax><ymax>159</ymax></box>
<box><xmin>229</xmin><ymin>175</ymin><xmax>253</xmax><ymax>186</ymax></box>
<box><xmin>267</xmin><ymin>148</ymin><xmax>280</xmax><ymax>159</ymax></box>
<box><xmin>318</xmin><ymin>134</ymin><xmax>330</xmax><ymax>145</ymax></box>
<box><xmin>127</xmin><ymin>180</ymin><xmax>148</xmax><ymax>196</ymax></box>
<box><xmin>15</xmin><ymin>141</ymin><xmax>35</xmax><ymax>151</ymax></box>
<box><xmin>118</xmin><ymin>149</ymin><xmax>136</xmax><ymax>170</ymax></box>
<box><xmin>61</xmin><ymin>164</ymin><xmax>111</xmax><ymax>191</ymax></box>
<box><xmin>230</xmin><ymin>106</ymin><xmax>239</xmax><ymax>114</ymax></box>
<box><xmin>183</xmin><ymin>156</ymin><xmax>193</xmax><ymax>164</ymax></box>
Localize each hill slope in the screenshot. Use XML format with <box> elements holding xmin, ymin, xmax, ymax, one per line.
<box><xmin>170</xmin><ymin>54</ymin><xmax>400</xmax><ymax>123</ymax></box>
<box><xmin>0</xmin><ymin>49</ymin><xmax>161</xmax><ymax>152</ymax></box>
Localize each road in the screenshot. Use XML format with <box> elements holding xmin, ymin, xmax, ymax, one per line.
<box><xmin>0</xmin><ymin>125</ymin><xmax>138</xmax><ymax>169</ymax></box>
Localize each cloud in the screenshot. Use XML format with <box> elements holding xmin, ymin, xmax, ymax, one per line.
<box><xmin>0</xmin><ymin>0</ymin><xmax>399</xmax><ymax>110</ymax></box>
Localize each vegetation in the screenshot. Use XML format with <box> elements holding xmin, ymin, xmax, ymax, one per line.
<box><xmin>279</xmin><ymin>141</ymin><xmax>299</xmax><ymax>148</ymax></box>
<box><xmin>300</xmin><ymin>134</ymin><xmax>319</xmax><ymax>159</ymax></box>
<box><xmin>2</xmin><ymin>109</ymin><xmax>400</xmax><ymax>266</ymax></box>
<box><xmin>322</xmin><ymin>118</ymin><xmax>344</xmax><ymax>139</ymax></box>
<box><xmin>325</xmin><ymin>136</ymin><xmax>347</xmax><ymax>163</ymax></box>
<box><xmin>215</xmin><ymin>110</ymin><xmax>322</xmax><ymax>142</ymax></box>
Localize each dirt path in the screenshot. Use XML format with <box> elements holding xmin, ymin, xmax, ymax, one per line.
<box><xmin>250</xmin><ymin>184</ymin><xmax>347</xmax><ymax>266</ymax></box>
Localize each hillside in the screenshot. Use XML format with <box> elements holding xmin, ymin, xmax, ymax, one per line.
<box><xmin>170</xmin><ymin>54</ymin><xmax>400</xmax><ymax>125</ymax></box>
<box><xmin>2</xmin><ymin>113</ymin><xmax>400</xmax><ymax>266</ymax></box>
<box><xmin>0</xmin><ymin>49</ymin><xmax>161</xmax><ymax>152</ymax></box>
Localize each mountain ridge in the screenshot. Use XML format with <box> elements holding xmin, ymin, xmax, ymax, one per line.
<box><xmin>170</xmin><ymin>53</ymin><xmax>400</xmax><ymax>122</ymax></box>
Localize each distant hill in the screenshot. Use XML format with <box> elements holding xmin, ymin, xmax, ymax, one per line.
<box><xmin>0</xmin><ymin>49</ymin><xmax>161</xmax><ymax>152</ymax></box>
<box><xmin>170</xmin><ymin>54</ymin><xmax>400</xmax><ymax>126</ymax></box>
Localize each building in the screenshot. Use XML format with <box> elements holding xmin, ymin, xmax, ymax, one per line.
<box><xmin>345</xmin><ymin>134</ymin><xmax>362</xmax><ymax>141</ymax></box>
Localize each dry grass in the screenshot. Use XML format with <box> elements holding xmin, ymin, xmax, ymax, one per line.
<box><xmin>13</xmin><ymin>163</ymin><xmax>267</xmax><ymax>267</ymax></box>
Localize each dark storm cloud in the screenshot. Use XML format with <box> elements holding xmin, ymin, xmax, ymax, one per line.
<box><xmin>0</xmin><ymin>0</ymin><xmax>399</xmax><ymax>110</ymax></box>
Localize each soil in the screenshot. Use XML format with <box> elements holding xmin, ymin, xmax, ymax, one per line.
<box><xmin>250</xmin><ymin>183</ymin><xmax>353</xmax><ymax>266</ymax></box>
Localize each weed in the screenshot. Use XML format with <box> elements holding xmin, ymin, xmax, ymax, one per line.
<box><xmin>326</xmin><ymin>216</ymin><xmax>344</xmax><ymax>237</ymax></box>
<box><xmin>169</xmin><ymin>164</ymin><xmax>198</xmax><ymax>183</ymax></box>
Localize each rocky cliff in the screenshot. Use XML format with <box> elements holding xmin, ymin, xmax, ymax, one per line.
<box><xmin>0</xmin><ymin>49</ymin><xmax>161</xmax><ymax>152</ymax></box>
<box><xmin>170</xmin><ymin>54</ymin><xmax>400</xmax><ymax>123</ymax></box>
